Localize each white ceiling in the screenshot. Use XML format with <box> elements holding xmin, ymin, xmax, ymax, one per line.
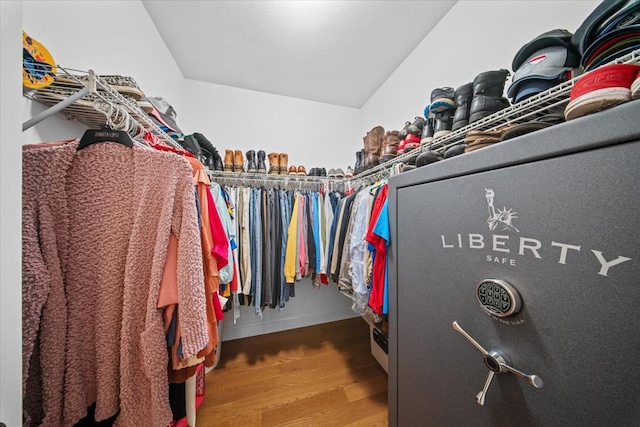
<box><xmin>142</xmin><ymin>1</ymin><xmax>457</xmax><ymax>108</ymax></box>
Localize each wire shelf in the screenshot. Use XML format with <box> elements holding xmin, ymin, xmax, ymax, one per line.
<box><xmin>23</xmin><ymin>66</ymin><xmax>182</xmax><ymax>150</ymax></box>
<box><xmin>349</xmin><ymin>48</ymin><xmax>640</xmax><ymax>186</ymax></box>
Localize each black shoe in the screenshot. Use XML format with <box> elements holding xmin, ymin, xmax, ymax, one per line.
<box><xmin>179</xmin><ymin>134</ymin><xmax>203</xmax><ymax>159</ymax></box>
<box><xmin>416</xmin><ymin>149</ymin><xmax>442</xmax><ymax>167</ymax></box>
<box><xmin>444</xmin><ymin>143</ymin><xmax>467</xmax><ymax>158</ymax></box>
<box><xmin>257</xmin><ymin>150</ymin><xmax>266</xmax><ymax>173</ymax></box>
<box><xmin>407</xmin><ymin>116</ymin><xmax>425</xmax><ymax>137</ymax></box>
<box><xmin>397</xmin><ymin>121</ymin><xmax>412</xmax><ymax>140</ymax></box>
<box><xmin>430</xmin><ymin>87</ymin><xmax>456</xmax><ymax>114</ymax></box>
<box><xmin>354</xmin><ymin>150</ymin><xmax>365</xmax><ymax>175</ymax></box>
<box><xmin>320</xmin><ymin>168</ymin><xmax>327</xmax><ymax>177</ymax></box>
<box><xmin>213</xmin><ymin>154</ymin><xmax>224</xmax><ymax>171</ymax></box>
<box><xmin>452</xmin><ymin>82</ymin><xmax>473</xmax><ymax>131</ymax></box>
<box><xmin>433</xmin><ymin>111</ymin><xmax>454</xmax><ymax>139</ymax></box>
<box><xmin>469</xmin><ymin>69</ymin><xmax>511</xmax><ymax>123</ymax></box>
<box><xmin>246</xmin><ymin>150</ymin><xmax>257</xmax><ymax>173</ymax></box>
<box><xmin>420</xmin><ymin>118</ymin><xmax>434</xmax><ymax>145</ymax></box>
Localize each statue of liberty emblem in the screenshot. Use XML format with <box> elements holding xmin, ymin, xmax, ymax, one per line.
<box><xmin>485</xmin><ymin>189</ymin><xmax>519</xmax><ymax>233</ymax></box>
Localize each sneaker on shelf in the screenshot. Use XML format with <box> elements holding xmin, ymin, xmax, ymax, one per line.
<box><xmin>288</xmin><ymin>165</ymin><xmax>298</xmax><ymax>175</ymax></box>
<box><xmin>309</xmin><ymin>167</ymin><xmax>317</xmax><ymax>176</ymax></box>
<box><xmin>565</xmin><ymin>63</ymin><xmax>640</xmax><ymax>121</ymax></box>
<box><xmin>444</xmin><ymin>143</ymin><xmax>467</xmax><ymax>158</ymax></box>
<box><xmin>328</xmin><ymin>168</ymin><xmax>336</xmax><ymax>178</ymax></box>
<box><xmin>335</xmin><ymin>168</ymin><xmax>345</xmax><ymax>178</ymax></box>
<box><xmin>345</xmin><ymin>166</ymin><xmax>354</xmax><ymax>178</ymax></box>
<box><xmin>320</xmin><ymin>168</ymin><xmax>327</xmax><ymax>177</ymax></box>
<box><xmin>297</xmin><ymin>166</ymin><xmax>307</xmax><ymax>176</ymax></box>
<box><xmin>416</xmin><ymin>149</ymin><xmax>442</xmax><ymax>167</ymax></box>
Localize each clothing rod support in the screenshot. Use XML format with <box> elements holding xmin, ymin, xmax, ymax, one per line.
<box><xmin>22</xmin><ymin>86</ymin><xmax>90</xmax><ymax>131</ymax></box>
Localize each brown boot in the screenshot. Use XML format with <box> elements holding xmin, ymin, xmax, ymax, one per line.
<box><xmin>224</xmin><ymin>150</ymin><xmax>234</xmax><ymax>172</ymax></box>
<box><xmin>278</xmin><ymin>153</ymin><xmax>289</xmax><ymax>175</ymax></box>
<box><xmin>268</xmin><ymin>152</ymin><xmax>279</xmax><ymax>175</ymax></box>
<box><xmin>364</xmin><ymin>126</ymin><xmax>385</xmax><ymax>169</ymax></box>
<box><xmin>381</xmin><ymin>130</ymin><xmax>400</xmax><ymax>163</ymax></box>
<box><xmin>234</xmin><ymin>150</ymin><xmax>244</xmax><ymax>173</ymax></box>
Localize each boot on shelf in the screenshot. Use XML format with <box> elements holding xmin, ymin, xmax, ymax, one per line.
<box><xmin>246</xmin><ymin>150</ymin><xmax>257</xmax><ymax>173</ymax></box>
<box><xmin>407</xmin><ymin>116</ymin><xmax>425</xmax><ymax>137</ymax></box>
<box><xmin>381</xmin><ymin>130</ymin><xmax>400</xmax><ymax>163</ymax></box>
<box><xmin>364</xmin><ymin>125</ymin><xmax>385</xmax><ymax>170</ymax></box>
<box><xmin>433</xmin><ymin>110</ymin><xmax>454</xmax><ymax>139</ymax></box>
<box><xmin>234</xmin><ymin>150</ymin><xmax>245</xmax><ymax>173</ymax></box>
<box><xmin>353</xmin><ymin>150</ymin><xmax>365</xmax><ymax>175</ymax></box>
<box><xmin>452</xmin><ymin>82</ymin><xmax>473</xmax><ymax>131</ymax></box>
<box><xmin>420</xmin><ymin>117</ymin><xmax>434</xmax><ymax>145</ymax></box>
<box><xmin>279</xmin><ymin>153</ymin><xmax>289</xmax><ymax>175</ymax></box>
<box><xmin>469</xmin><ymin>69</ymin><xmax>511</xmax><ymax>123</ymax></box>
<box><xmin>224</xmin><ymin>149</ymin><xmax>234</xmax><ymax>173</ymax></box>
<box><xmin>268</xmin><ymin>152</ymin><xmax>279</xmax><ymax>175</ymax></box>
<box><xmin>257</xmin><ymin>150</ymin><xmax>267</xmax><ymax>174</ymax></box>
<box><xmin>297</xmin><ymin>166</ymin><xmax>307</xmax><ymax>176</ymax></box>
<box><xmin>288</xmin><ymin>165</ymin><xmax>297</xmax><ymax>175</ymax></box>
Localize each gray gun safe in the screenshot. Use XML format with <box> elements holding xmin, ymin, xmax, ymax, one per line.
<box><xmin>388</xmin><ymin>100</ymin><xmax>640</xmax><ymax>426</ymax></box>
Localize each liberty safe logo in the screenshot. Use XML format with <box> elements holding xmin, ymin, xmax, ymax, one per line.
<box><xmin>485</xmin><ymin>188</ymin><xmax>519</xmax><ymax>233</ymax></box>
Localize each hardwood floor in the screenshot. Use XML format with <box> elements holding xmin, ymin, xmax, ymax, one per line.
<box><xmin>197</xmin><ymin>317</ymin><xmax>389</xmax><ymax>426</ymax></box>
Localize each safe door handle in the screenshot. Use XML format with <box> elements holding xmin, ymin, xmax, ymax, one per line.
<box><xmin>452</xmin><ymin>321</ymin><xmax>543</xmax><ymax>405</ymax></box>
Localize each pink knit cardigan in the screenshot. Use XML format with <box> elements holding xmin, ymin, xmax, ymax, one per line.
<box><xmin>22</xmin><ymin>141</ymin><xmax>209</xmax><ymax>427</ymax></box>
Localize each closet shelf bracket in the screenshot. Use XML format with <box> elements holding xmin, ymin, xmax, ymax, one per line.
<box><xmin>22</xmin><ymin>70</ymin><xmax>97</xmax><ymax>132</ymax></box>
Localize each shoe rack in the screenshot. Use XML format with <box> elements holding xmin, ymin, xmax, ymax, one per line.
<box><xmin>348</xmin><ymin>48</ymin><xmax>640</xmax><ymax>187</ymax></box>
<box><xmin>23</xmin><ymin>66</ymin><xmax>183</xmax><ymax>150</ymax></box>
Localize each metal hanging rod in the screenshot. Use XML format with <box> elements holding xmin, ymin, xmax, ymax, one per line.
<box><xmin>207</xmin><ymin>170</ymin><xmax>345</xmax><ymax>192</ymax></box>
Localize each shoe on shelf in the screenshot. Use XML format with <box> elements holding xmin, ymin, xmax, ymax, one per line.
<box><xmin>433</xmin><ymin>110</ymin><xmax>454</xmax><ymax>139</ymax></box>
<box><xmin>297</xmin><ymin>166</ymin><xmax>307</xmax><ymax>176</ymax></box>
<box><xmin>335</xmin><ymin>168</ymin><xmax>345</xmax><ymax>178</ymax></box>
<box><xmin>328</xmin><ymin>168</ymin><xmax>336</xmax><ymax>178</ymax></box>
<box><xmin>246</xmin><ymin>150</ymin><xmax>257</xmax><ymax>173</ymax></box>
<box><xmin>403</xmin><ymin>133</ymin><xmax>421</xmax><ymax>152</ymax></box>
<box><xmin>354</xmin><ymin>150</ymin><xmax>364</xmax><ymax>175</ymax></box>
<box><xmin>268</xmin><ymin>152</ymin><xmax>279</xmax><ymax>175</ymax></box>
<box><xmin>288</xmin><ymin>165</ymin><xmax>298</xmax><ymax>175</ymax></box>
<box><xmin>632</xmin><ymin>69</ymin><xmax>640</xmax><ymax>99</ymax></box>
<box><xmin>345</xmin><ymin>166</ymin><xmax>354</xmax><ymax>178</ymax></box>
<box><xmin>397</xmin><ymin>121</ymin><xmax>412</xmax><ymax>140</ymax></box>
<box><xmin>444</xmin><ymin>143</ymin><xmax>467</xmax><ymax>158</ymax></box>
<box><xmin>257</xmin><ymin>150</ymin><xmax>266</xmax><ymax>173</ymax></box>
<box><xmin>452</xmin><ymin>82</ymin><xmax>473</xmax><ymax>131</ymax></box>
<box><xmin>381</xmin><ymin>130</ymin><xmax>400</xmax><ymax>163</ymax></box>
<box><xmin>430</xmin><ymin>87</ymin><xmax>456</xmax><ymax>114</ymax></box>
<box><xmin>565</xmin><ymin>63</ymin><xmax>640</xmax><ymax>121</ymax></box>
<box><xmin>320</xmin><ymin>167</ymin><xmax>327</xmax><ymax>177</ymax></box>
<box><xmin>416</xmin><ymin>149</ymin><xmax>442</xmax><ymax>167</ymax></box>
<box><xmin>469</xmin><ymin>69</ymin><xmax>511</xmax><ymax>123</ymax></box>
<box><xmin>279</xmin><ymin>153</ymin><xmax>289</xmax><ymax>175</ymax></box>
<box><xmin>234</xmin><ymin>150</ymin><xmax>245</xmax><ymax>173</ymax></box>
<box><xmin>223</xmin><ymin>149</ymin><xmax>234</xmax><ymax>172</ymax></box>
<box><xmin>364</xmin><ymin>126</ymin><xmax>385</xmax><ymax>170</ymax></box>
<box><xmin>420</xmin><ymin>117</ymin><xmax>434</xmax><ymax>145</ymax></box>
<box><xmin>407</xmin><ymin>116</ymin><xmax>425</xmax><ymax>137</ymax></box>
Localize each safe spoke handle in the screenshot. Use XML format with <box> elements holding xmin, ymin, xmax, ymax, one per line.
<box><xmin>452</xmin><ymin>321</ymin><xmax>544</xmax><ymax>405</ymax></box>
<box><xmin>452</xmin><ymin>321</ymin><xmax>488</xmax><ymax>355</ymax></box>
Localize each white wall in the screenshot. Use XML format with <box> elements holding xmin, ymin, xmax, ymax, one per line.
<box><xmin>180</xmin><ymin>79</ymin><xmax>362</xmax><ymax>171</ymax></box>
<box><xmin>361</xmin><ymin>0</ymin><xmax>600</xmax><ymax>132</ymax></box>
<box><xmin>222</xmin><ymin>278</ymin><xmax>356</xmax><ymax>341</ymax></box>
<box><xmin>1</xmin><ymin>3</ymin><xmax>24</xmax><ymax>426</ymax></box>
<box><xmin>22</xmin><ymin>0</ymin><xmax>186</xmax><ymax>144</ymax></box>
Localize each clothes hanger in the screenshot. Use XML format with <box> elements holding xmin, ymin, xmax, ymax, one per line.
<box><xmin>77</xmin><ymin>100</ymin><xmax>134</xmax><ymax>150</ymax></box>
